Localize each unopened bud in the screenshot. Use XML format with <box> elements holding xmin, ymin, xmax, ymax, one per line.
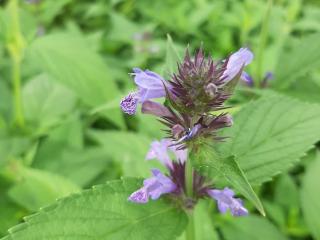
<box><xmin>205</xmin><ymin>83</ymin><xmax>218</xmax><ymax>98</ymax></box>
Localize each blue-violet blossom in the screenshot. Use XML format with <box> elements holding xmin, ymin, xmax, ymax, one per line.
<box><xmin>207</xmin><ymin>188</ymin><xmax>248</xmax><ymax>216</ymax></box>
<box><xmin>120</xmin><ymin>68</ymin><xmax>171</xmax><ymax>115</ymax></box>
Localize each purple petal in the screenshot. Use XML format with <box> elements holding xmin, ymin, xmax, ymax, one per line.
<box><xmin>120</xmin><ymin>92</ymin><xmax>140</xmax><ymax>115</ymax></box>
<box><xmin>128</xmin><ymin>187</ymin><xmax>149</xmax><ymax>203</ymax></box>
<box><xmin>222</xmin><ymin>48</ymin><xmax>254</xmax><ymax>83</ymax></box>
<box><xmin>207</xmin><ymin>187</ymin><xmax>248</xmax><ymax>217</ymax></box>
<box><xmin>146</xmin><ymin>139</ymin><xmax>173</xmax><ymax>169</ymax></box>
<box><xmin>231</xmin><ymin>199</ymin><xmax>249</xmax><ymax>216</ymax></box>
<box><xmin>146</xmin><ymin>139</ymin><xmax>187</xmax><ymax>167</ymax></box>
<box><xmin>138</xmin><ymin>88</ymin><xmax>166</xmax><ymax>103</ymax></box>
<box><xmin>169</xmin><ymin>145</ymin><xmax>187</xmax><ymax>163</ymax></box>
<box><xmin>133</xmin><ymin>68</ymin><xmax>165</xmax><ymax>90</ymax></box>
<box><xmin>129</xmin><ymin>169</ymin><xmax>176</xmax><ymax>203</ymax></box>
<box><xmin>241</xmin><ymin>71</ymin><xmax>254</xmax><ymax>86</ymax></box>
<box><xmin>141</xmin><ymin>100</ymin><xmax>173</xmax><ymax>118</ymax></box>
<box><xmin>217</xmin><ymin>202</ymin><xmax>229</xmax><ymax>214</ymax></box>
<box><xmin>148</xmin><ymin>169</ymin><xmax>177</xmax><ymax>200</ymax></box>
<box><xmin>264</xmin><ymin>71</ymin><xmax>274</xmax><ymax>81</ymax></box>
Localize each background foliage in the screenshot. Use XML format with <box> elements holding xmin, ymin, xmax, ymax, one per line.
<box><xmin>0</xmin><ymin>0</ymin><xmax>320</xmax><ymax>239</ymax></box>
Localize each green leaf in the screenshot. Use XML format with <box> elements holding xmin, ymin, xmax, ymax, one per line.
<box><xmin>163</xmin><ymin>34</ymin><xmax>181</xmax><ymax>79</ymax></box>
<box><xmin>8</xmin><ymin>165</ymin><xmax>80</xmax><ymax>212</ymax></box>
<box><xmin>192</xmin><ymin>150</ymin><xmax>264</xmax><ymax>216</ymax></box>
<box><xmin>301</xmin><ymin>151</ymin><xmax>320</xmax><ymax>240</ymax></box>
<box><xmin>0</xmin><ymin>178</ymin><xmax>26</xmax><ymax>237</ymax></box>
<box><xmin>274</xmin><ymin>175</ymin><xmax>299</xmax><ymax>210</ymax></box>
<box><xmin>108</xmin><ymin>12</ymin><xmax>140</xmax><ymax>43</ymax></box>
<box><xmin>274</xmin><ymin>33</ymin><xmax>320</xmax><ymax>89</ymax></box>
<box><xmin>221</xmin><ymin>215</ymin><xmax>288</xmax><ymax>240</ymax></box>
<box><xmin>26</xmin><ymin>33</ymin><xmax>124</xmax><ymax>128</ymax></box>
<box><xmin>2</xmin><ymin>178</ymin><xmax>187</xmax><ymax>240</ymax></box>
<box><xmin>221</xmin><ymin>93</ymin><xmax>320</xmax><ymax>185</ymax></box>
<box><xmin>22</xmin><ymin>74</ymin><xmax>76</xmax><ymax>131</ymax></box>
<box><xmin>0</xmin><ymin>138</ymin><xmax>31</xmax><ymax>167</ymax></box>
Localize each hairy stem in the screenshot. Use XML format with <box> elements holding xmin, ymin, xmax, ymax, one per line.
<box><xmin>185</xmin><ymin>155</ymin><xmax>194</xmax><ymax>197</ymax></box>
<box><xmin>185</xmin><ymin>210</ymin><xmax>195</xmax><ymax>240</ymax></box>
<box><xmin>255</xmin><ymin>0</ymin><xmax>273</xmax><ymax>83</ymax></box>
<box><xmin>185</xmin><ymin>152</ymin><xmax>195</xmax><ymax>240</ymax></box>
<box><xmin>8</xmin><ymin>0</ymin><xmax>25</xmax><ymax>129</ymax></box>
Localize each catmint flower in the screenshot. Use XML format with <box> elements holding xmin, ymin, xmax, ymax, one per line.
<box><xmin>120</xmin><ymin>68</ymin><xmax>170</xmax><ymax>115</ymax></box>
<box><xmin>207</xmin><ymin>188</ymin><xmax>248</xmax><ymax>216</ymax></box>
<box><xmin>128</xmin><ymin>169</ymin><xmax>177</xmax><ymax>203</ymax></box>
<box><xmin>241</xmin><ymin>71</ymin><xmax>274</xmax><ymax>88</ymax></box>
<box><xmin>222</xmin><ymin>48</ymin><xmax>254</xmax><ymax>83</ymax></box>
<box><xmin>241</xmin><ymin>71</ymin><xmax>254</xmax><ymax>86</ymax></box>
<box><xmin>146</xmin><ymin>139</ymin><xmax>187</xmax><ymax>169</ymax></box>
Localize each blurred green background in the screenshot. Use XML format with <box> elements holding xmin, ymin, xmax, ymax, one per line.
<box><xmin>1</xmin><ymin>0</ymin><xmax>320</xmax><ymax>239</ymax></box>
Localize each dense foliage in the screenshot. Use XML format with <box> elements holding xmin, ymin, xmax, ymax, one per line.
<box><xmin>0</xmin><ymin>0</ymin><xmax>320</xmax><ymax>239</ymax></box>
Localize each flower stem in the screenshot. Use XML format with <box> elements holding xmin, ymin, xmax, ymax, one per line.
<box><xmin>255</xmin><ymin>0</ymin><xmax>273</xmax><ymax>83</ymax></box>
<box><xmin>185</xmin><ymin>210</ymin><xmax>195</xmax><ymax>240</ymax></box>
<box><xmin>185</xmin><ymin>155</ymin><xmax>194</xmax><ymax>197</ymax></box>
<box><xmin>7</xmin><ymin>0</ymin><xmax>25</xmax><ymax>129</ymax></box>
<box><xmin>185</xmin><ymin>153</ymin><xmax>195</xmax><ymax>240</ymax></box>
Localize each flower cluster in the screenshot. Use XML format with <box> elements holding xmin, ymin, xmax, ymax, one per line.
<box><xmin>120</xmin><ymin>47</ymin><xmax>253</xmax><ymax>217</ymax></box>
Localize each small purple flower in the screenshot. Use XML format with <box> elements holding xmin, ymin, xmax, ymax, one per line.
<box><xmin>120</xmin><ymin>68</ymin><xmax>170</xmax><ymax>115</ymax></box>
<box><xmin>146</xmin><ymin>139</ymin><xmax>187</xmax><ymax>169</ymax></box>
<box><xmin>241</xmin><ymin>71</ymin><xmax>254</xmax><ymax>86</ymax></box>
<box><xmin>128</xmin><ymin>169</ymin><xmax>177</xmax><ymax>203</ymax></box>
<box><xmin>222</xmin><ymin>48</ymin><xmax>254</xmax><ymax>83</ymax></box>
<box><xmin>207</xmin><ymin>187</ymin><xmax>248</xmax><ymax>217</ymax></box>
<box><xmin>120</xmin><ymin>92</ymin><xmax>139</xmax><ymax>115</ymax></box>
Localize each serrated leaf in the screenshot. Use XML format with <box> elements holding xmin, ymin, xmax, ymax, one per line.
<box><xmin>301</xmin><ymin>151</ymin><xmax>320</xmax><ymax>240</ymax></box>
<box><xmin>192</xmin><ymin>149</ymin><xmax>264</xmax><ymax>216</ymax></box>
<box><xmin>274</xmin><ymin>33</ymin><xmax>320</xmax><ymax>89</ymax></box>
<box><xmin>26</xmin><ymin>33</ymin><xmax>125</xmax><ymax>128</ymax></box>
<box><xmin>2</xmin><ymin>178</ymin><xmax>187</xmax><ymax>240</ymax></box>
<box><xmin>221</xmin><ymin>93</ymin><xmax>320</xmax><ymax>185</ymax></box>
<box><xmin>221</xmin><ymin>215</ymin><xmax>288</xmax><ymax>240</ymax></box>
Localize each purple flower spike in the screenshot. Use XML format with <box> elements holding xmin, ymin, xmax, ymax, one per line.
<box><xmin>128</xmin><ymin>169</ymin><xmax>176</xmax><ymax>203</ymax></box>
<box><xmin>120</xmin><ymin>92</ymin><xmax>139</xmax><ymax>115</ymax></box>
<box><xmin>222</xmin><ymin>48</ymin><xmax>254</xmax><ymax>83</ymax></box>
<box><xmin>207</xmin><ymin>187</ymin><xmax>249</xmax><ymax>217</ymax></box>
